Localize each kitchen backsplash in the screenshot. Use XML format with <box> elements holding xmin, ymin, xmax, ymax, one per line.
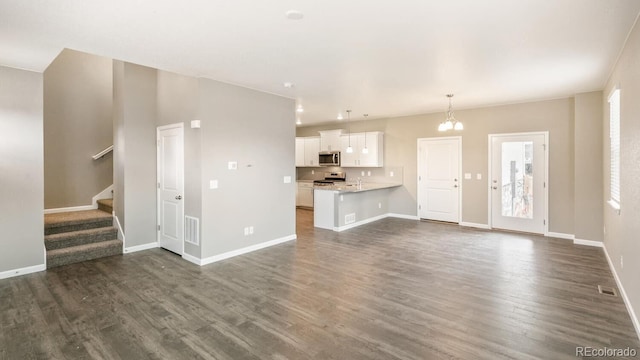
<box><xmin>296</xmin><ymin>166</ymin><xmax>404</xmax><ymax>184</ymax></box>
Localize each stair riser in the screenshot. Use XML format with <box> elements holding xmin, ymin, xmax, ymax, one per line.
<box><xmin>45</xmin><ymin>219</ymin><xmax>113</xmax><ymax>235</ymax></box>
<box><xmin>47</xmin><ymin>243</ymin><xmax>122</xmax><ymax>268</ymax></box>
<box><xmin>97</xmin><ymin>203</ymin><xmax>113</xmax><ymax>214</ymax></box>
<box><xmin>45</xmin><ymin>230</ymin><xmax>118</xmax><ymax>250</ymax></box>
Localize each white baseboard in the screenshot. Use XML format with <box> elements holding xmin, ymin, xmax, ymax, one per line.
<box><xmin>546</xmin><ymin>231</ymin><xmax>575</xmax><ymax>240</ymax></box>
<box><xmin>182</xmin><ymin>253</ymin><xmax>202</xmax><ymax>266</ymax></box>
<box><xmin>573</xmin><ymin>238</ymin><xmax>604</xmax><ymax>247</ymax></box>
<box><xmin>0</xmin><ymin>263</ymin><xmax>46</xmax><ymax>280</ymax></box>
<box><xmin>44</xmin><ymin>204</ymin><xmax>95</xmax><ymax>214</ymax></box>
<box><xmin>92</xmin><ymin>184</ymin><xmax>113</xmax><ymax>206</ymax></box>
<box><xmin>603</xmin><ymin>244</ymin><xmax>640</xmax><ymax>340</ymax></box>
<box><xmin>335</xmin><ymin>214</ymin><xmax>387</xmax><ymax>232</ymax></box>
<box><xmin>124</xmin><ymin>242</ymin><xmax>158</xmax><ymax>254</ymax></box>
<box><xmin>460</xmin><ymin>222</ymin><xmax>491</xmax><ymax>229</ymax></box>
<box><xmin>199</xmin><ymin>234</ymin><xmax>297</xmax><ymax>266</ymax></box>
<box><xmin>387</xmin><ymin>213</ymin><xmax>420</xmax><ymax>220</ymax></box>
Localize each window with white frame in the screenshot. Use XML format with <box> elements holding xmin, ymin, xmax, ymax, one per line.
<box><xmin>609</xmin><ymin>88</ymin><xmax>620</xmax><ymax>207</ymax></box>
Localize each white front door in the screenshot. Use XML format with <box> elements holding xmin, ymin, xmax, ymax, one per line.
<box><xmin>489</xmin><ymin>132</ymin><xmax>547</xmax><ymax>234</ymax></box>
<box><xmin>418</xmin><ymin>137</ymin><xmax>461</xmax><ymax>222</ymax></box>
<box><xmin>157</xmin><ymin>123</ymin><xmax>184</xmax><ymax>255</ymax></box>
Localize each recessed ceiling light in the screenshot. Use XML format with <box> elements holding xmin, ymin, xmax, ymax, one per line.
<box><xmin>296</xmin><ymin>118</ymin><xmax>302</xmax><ymax>125</ymax></box>
<box><xmin>337</xmin><ymin>113</ymin><xmax>343</xmax><ymax>120</ymax></box>
<box><xmin>286</xmin><ymin>10</ymin><xmax>304</xmax><ymax>20</ymax></box>
<box><xmin>283</xmin><ymin>82</ymin><xmax>294</xmax><ymax>88</ymax></box>
<box><xmin>296</xmin><ymin>105</ymin><xmax>304</xmax><ymax>113</ymax></box>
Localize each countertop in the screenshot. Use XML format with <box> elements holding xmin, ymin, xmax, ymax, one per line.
<box><xmin>314</xmin><ymin>182</ymin><xmax>402</xmax><ymax>193</ymax></box>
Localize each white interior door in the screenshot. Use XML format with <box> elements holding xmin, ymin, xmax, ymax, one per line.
<box><xmin>490</xmin><ymin>133</ymin><xmax>547</xmax><ymax>234</ymax></box>
<box><xmin>418</xmin><ymin>137</ymin><xmax>461</xmax><ymax>222</ymax></box>
<box><xmin>157</xmin><ymin>124</ymin><xmax>184</xmax><ymax>255</ymax></box>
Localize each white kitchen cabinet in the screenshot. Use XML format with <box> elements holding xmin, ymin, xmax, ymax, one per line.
<box><xmin>295</xmin><ymin>136</ymin><xmax>321</xmax><ymax>167</ymax></box>
<box><xmin>296</xmin><ymin>181</ymin><xmax>314</xmax><ymax>207</ymax></box>
<box><xmin>295</xmin><ymin>138</ymin><xmax>305</xmax><ymax>167</ymax></box>
<box><xmin>339</xmin><ymin>132</ymin><xmax>384</xmax><ymax>167</ymax></box>
<box><xmin>319</xmin><ymin>130</ymin><xmax>343</xmax><ymax>152</ymax></box>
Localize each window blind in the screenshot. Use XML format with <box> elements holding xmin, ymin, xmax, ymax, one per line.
<box><xmin>609</xmin><ymin>88</ymin><xmax>620</xmax><ymax>204</ymax></box>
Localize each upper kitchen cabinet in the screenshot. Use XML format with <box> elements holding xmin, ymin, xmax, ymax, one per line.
<box><xmin>339</xmin><ymin>132</ymin><xmax>384</xmax><ymax>167</ymax></box>
<box><xmin>319</xmin><ymin>129</ymin><xmax>343</xmax><ymax>152</ymax></box>
<box><xmin>295</xmin><ymin>136</ymin><xmax>321</xmax><ymax>167</ymax></box>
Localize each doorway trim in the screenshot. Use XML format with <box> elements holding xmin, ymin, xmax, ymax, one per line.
<box><xmin>487</xmin><ymin>131</ymin><xmax>549</xmax><ymax>235</ymax></box>
<box><xmin>416</xmin><ymin>136</ymin><xmax>462</xmax><ymax>224</ymax></box>
<box><xmin>156</xmin><ymin>122</ymin><xmax>185</xmax><ymax>256</ymax></box>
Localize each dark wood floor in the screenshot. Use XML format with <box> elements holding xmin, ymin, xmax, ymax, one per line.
<box><xmin>1</xmin><ymin>209</ymin><xmax>638</xmax><ymax>359</ymax></box>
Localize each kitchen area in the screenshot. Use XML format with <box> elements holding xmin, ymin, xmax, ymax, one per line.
<box><xmin>295</xmin><ymin>129</ymin><xmax>404</xmax><ymax>231</ymax></box>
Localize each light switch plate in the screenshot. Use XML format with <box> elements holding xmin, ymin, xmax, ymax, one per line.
<box><xmin>190</xmin><ymin>120</ymin><xmax>201</xmax><ymax>128</ymax></box>
<box><xmin>284</xmin><ymin>176</ymin><xmax>291</xmax><ymax>183</ymax></box>
<box><xmin>464</xmin><ymin>173</ymin><xmax>471</xmax><ymax>180</ymax></box>
<box><xmin>390</xmin><ymin>171</ymin><xmax>394</xmax><ymax>177</ymax></box>
<box><xmin>209</xmin><ymin>180</ymin><xmax>218</xmax><ymax>189</ymax></box>
<box><xmin>476</xmin><ymin>173</ymin><xmax>482</xmax><ymax>180</ymax></box>
<box><xmin>228</xmin><ymin>161</ymin><xmax>237</xmax><ymax>170</ymax></box>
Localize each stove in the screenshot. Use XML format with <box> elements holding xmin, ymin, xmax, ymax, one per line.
<box><xmin>313</xmin><ymin>172</ymin><xmax>346</xmax><ymax>186</ymax></box>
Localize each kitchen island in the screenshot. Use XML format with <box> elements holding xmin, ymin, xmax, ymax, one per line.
<box><xmin>314</xmin><ymin>182</ymin><xmax>402</xmax><ymax>231</ymax></box>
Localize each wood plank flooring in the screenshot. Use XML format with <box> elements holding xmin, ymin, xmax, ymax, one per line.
<box><xmin>1</xmin><ymin>209</ymin><xmax>638</xmax><ymax>359</ymax></box>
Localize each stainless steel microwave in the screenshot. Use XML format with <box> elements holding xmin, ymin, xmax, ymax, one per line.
<box><xmin>319</xmin><ymin>151</ymin><xmax>340</xmax><ymax>166</ymax></box>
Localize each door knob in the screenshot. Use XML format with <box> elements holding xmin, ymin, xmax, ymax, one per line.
<box><xmin>175</xmin><ymin>195</ymin><xmax>182</xmax><ymax>200</ymax></box>
<box><xmin>492</xmin><ymin>186</ymin><xmax>497</xmax><ymax>190</ymax></box>
<box><xmin>454</xmin><ymin>184</ymin><xmax>458</xmax><ymax>188</ymax></box>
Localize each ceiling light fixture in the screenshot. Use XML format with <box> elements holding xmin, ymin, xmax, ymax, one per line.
<box><xmin>337</xmin><ymin>113</ymin><xmax>343</xmax><ymax>120</ymax></box>
<box><xmin>346</xmin><ymin>110</ymin><xmax>353</xmax><ymax>153</ymax></box>
<box><xmin>362</xmin><ymin>114</ymin><xmax>369</xmax><ymax>154</ymax></box>
<box><xmin>438</xmin><ymin>94</ymin><xmax>463</xmax><ymax>132</ymax></box>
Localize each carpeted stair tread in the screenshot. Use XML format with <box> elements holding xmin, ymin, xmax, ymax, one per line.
<box><xmin>97</xmin><ymin>198</ymin><xmax>113</xmax><ymax>213</ymax></box>
<box><xmin>45</xmin><ymin>209</ymin><xmax>113</xmax><ymax>235</ymax></box>
<box><xmin>45</xmin><ymin>226</ymin><xmax>118</xmax><ymax>250</ymax></box>
<box><xmin>47</xmin><ymin>239</ymin><xmax>123</xmax><ymax>268</ymax></box>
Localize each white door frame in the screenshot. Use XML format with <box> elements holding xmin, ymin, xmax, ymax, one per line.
<box><xmin>487</xmin><ymin>131</ymin><xmax>549</xmax><ymax>235</ymax></box>
<box><xmin>157</xmin><ymin>122</ymin><xmax>185</xmax><ymax>255</ymax></box>
<box><xmin>417</xmin><ymin>136</ymin><xmax>462</xmax><ymax>223</ymax></box>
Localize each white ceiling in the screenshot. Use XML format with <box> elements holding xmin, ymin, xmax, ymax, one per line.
<box><xmin>1</xmin><ymin>0</ymin><xmax>639</xmax><ymax>125</ymax></box>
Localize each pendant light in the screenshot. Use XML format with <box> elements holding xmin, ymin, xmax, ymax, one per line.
<box><xmin>346</xmin><ymin>110</ymin><xmax>353</xmax><ymax>153</ymax></box>
<box><xmin>438</xmin><ymin>94</ymin><xmax>463</xmax><ymax>132</ymax></box>
<box><xmin>361</xmin><ymin>114</ymin><xmax>369</xmax><ymax>154</ymax></box>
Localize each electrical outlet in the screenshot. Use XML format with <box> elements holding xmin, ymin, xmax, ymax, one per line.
<box><xmin>367</xmin><ymin>171</ymin><xmax>371</xmax><ymax>176</ymax></box>
<box><xmin>476</xmin><ymin>173</ymin><xmax>482</xmax><ymax>180</ymax></box>
<box><xmin>378</xmin><ymin>202</ymin><xmax>382</xmax><ymax>209</ymax></box>
<box><xmin>244</xmin><ymin>227</ymin><xmax>249</xmax><ymax>236</ymax></box>
<box><xmin>621</xmin><ymin>256</ymin><xmax>624</xmax><ymax>269</ymax></box>
<box><xmin>228</xmin><ymin>161</ymin><xmax>237</xmax><ymax>170</ymax></box>
<box><xmin>209</xmin><ymin>180</ymin><xmax>218</xmax><ymax>189</ymax></box>
<box><xmin>311</xmin><ymin>170</ymin><xmax>315</xmax><ymax>174</ymax></box>
<box><xmin>283</xmin><ymin>176</ymin><xmax>291</xmax><ymax>183</ymax></box>
<box><xmin>361</xmin><ymin>171</ymin><xmax>365</xmax><ymax>176</ymax></box>
<box><xmin>249</xmin><ymin>226</ymin><xmax>254</xmax><ymax>235</ymax></box>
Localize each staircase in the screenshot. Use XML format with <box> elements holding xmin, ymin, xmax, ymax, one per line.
<box><xmin>45</xmin><ymin>199</ymin><xmax>122</xmax><ymax>268</ymax></box>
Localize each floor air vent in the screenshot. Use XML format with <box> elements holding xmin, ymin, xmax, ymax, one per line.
<box><xmin>185</xmin><ymin>216</ymin><xmax>200</xmax><ymax>245</ymax></box>
<box><xmin>598</xmin><ymin>285</ymin><xmax>617</xmax><ymax>296</ymax></box>
<box><xmin>345</xmin><ymin>213</ymin><xmax>356</xmax><ymax>225</ymax></box>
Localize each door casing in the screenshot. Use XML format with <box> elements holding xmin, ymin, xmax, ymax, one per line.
<box><xmin>157</xmin><ymin>122</ymin><xmax>185</xmax><ymax>255</ymax></box>
<box><xmin>487</xmin><ymin>131</ymin><xmax>549</xmax><ymax>235</ymax></box>
<box><xmin>417</xmin><ymin>136</ymin><xmax>462</xmax><ymax>223</ymax></box>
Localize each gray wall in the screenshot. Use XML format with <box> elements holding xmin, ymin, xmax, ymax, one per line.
<box><xmin>0</xmin><ymin>66</ymin><xmax>45</xmax><ymax>272</ymax></box>
<box><xmin>198</xmin><ymin>78</ymin><xmax>296</xmax><ymax>258</ymax></box>
<box><xmin>156</xmin><ymin>70</ymin><xmax>201</xmax><ymax>258</ymax></box>
<box><xmin>113</xmin><ymin>61</ymin><xmax>126</xmax><ymax>231</ymax></box>
<box><xmin>298</xmin><ymin>98</ymin><xmax>576</xmax><ymax>234</ymax></box>
<box><xmin>603</xmin><ymin>17</ymin><xmax>640</xmax><ymax>331</ymax></box>
<box><xmin>574</xmin><ymin>91</ymin><xmax>604</xmax><ymax>242</ymax></box>
<box><xmin>113</xmin><ymin>62</ymin><xmax>158</xmax><ymax>248</ymax></box>
<box><xmin>44</xmin><ymin>49</ymin><xmax>113</xmax><ymax>208</ymax></box>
